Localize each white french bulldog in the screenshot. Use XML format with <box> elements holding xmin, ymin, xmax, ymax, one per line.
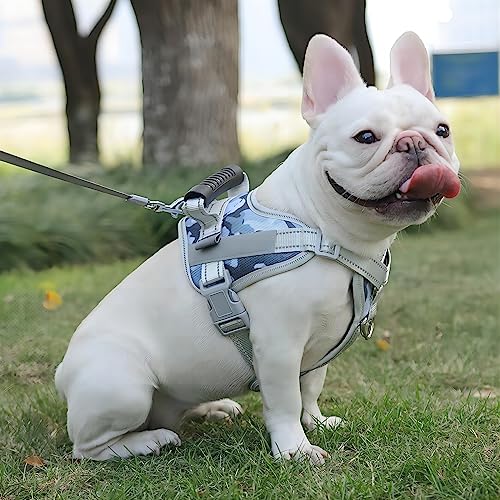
<box><xmin>55</xmin><ymin>32</ymin><xmax>460</xmax><ymax>464</ymax></box>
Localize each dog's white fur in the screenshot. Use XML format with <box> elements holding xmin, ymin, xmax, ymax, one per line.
<box><xmin>55</xmin><ymin>33</ymin><xmax>459</xmax><ymax>464</ymax></box>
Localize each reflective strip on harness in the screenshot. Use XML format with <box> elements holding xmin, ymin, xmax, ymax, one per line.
<box><xmin>189</xmin><ymin>227</ymin><xmax>390</xmax><ymax>290</ymax></box>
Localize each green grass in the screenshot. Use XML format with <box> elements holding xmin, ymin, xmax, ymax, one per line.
<box><xmin>1</xmin><ymin>209</ymin><xmax>499</xmax><ymax>499</ymax></box>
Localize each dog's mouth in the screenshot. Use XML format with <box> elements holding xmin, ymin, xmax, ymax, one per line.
<box><xmin>326</xmin><ymin>164</ymin><xmax>460</xmax><ymax>213</ymax></box>
<box><xmin>326</xmin><ymin>172</ymin><xmax>443</xmax><ymax>211</ymax></box>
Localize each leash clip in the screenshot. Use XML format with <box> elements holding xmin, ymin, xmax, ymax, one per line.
<box><xmin>145</xmin><ymin>197</ymin><xmax>184</xmax><ymax>217</ymax></box>
<box><xmin>128</xmin><ymin>194</ymin><xmax>184</xmax><ymax>217</ymax></box>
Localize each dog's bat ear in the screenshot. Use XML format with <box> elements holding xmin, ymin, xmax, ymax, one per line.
<box><xmin>301</xmin><ymin>34</ymin><xmax>364</xmax><ymax>127</ymax></box>
<box><xmin>388</xmin><ymin>32</ymin><xmax>435</xmax><ymax>101</ymax></box>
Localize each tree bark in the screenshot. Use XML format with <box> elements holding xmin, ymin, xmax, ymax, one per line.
<box><xmin>41</xmin><ymin>0</ymin><xmax>117</xmax><ymax>164</ymax></box>
<box><xmin>130</xmin><ymin>0</ymin><xmax>240</xmax><ymax>170</ymax></box>
<box><xmin>352</xmin><ymin>0</ymin><xmax>375</xmax><ymax>87</ymax></box>
<box><xmin>278</xmin><ymin>0</ymin><xmax>375</xmax><ymax>86</ymax></box>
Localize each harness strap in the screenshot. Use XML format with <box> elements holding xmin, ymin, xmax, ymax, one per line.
<box><xmin>249</xmin><ymin>272</ymin><xmax>372</xmax><ymax>391</ymax></box>
<box><xmin>187</xmin><ymin>222</ymin><xmax>389</xmax><ymax>391</ymax></box>
<box><xmin>189</xmin><ymin>228</ymin><xmax>390</xmax><ymax>290</ymax></box>
<box><xmin>229</xmin><ymin>329</ymin><xmax>254</xmax><ymax>368</ymax></box>
<box><xmin>302</xmin><ymin>273</ymin><xmax>367</xmax><ymax>374</ymax></box>
<box><xmin>276</xmin><ymin>228</ymin><xmax>390</xmax><ymax>289</ymax></box>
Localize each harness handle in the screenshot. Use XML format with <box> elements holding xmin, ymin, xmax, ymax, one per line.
<box><xmin>184</xmin><ymin>165</ymin><xmax>244</xmax><ymax>206</ymax></box>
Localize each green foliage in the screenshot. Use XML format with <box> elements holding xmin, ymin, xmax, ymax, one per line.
<box><xmin>0</xmin><ymin>152</ymin><xmax>475</xmax><ymax>272</ymax></box>
<box><xmin>0</xmin><ymin>164</ymin><xmax>215</xmax><ymax>272</ymax></box>
<box><xmin>0</xmin><ymin>211</ymin><xmax>498</xmax><ymax>499</ymax></box>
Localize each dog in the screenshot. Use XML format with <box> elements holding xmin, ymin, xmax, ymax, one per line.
<box><xmin>55</xmin><ymin>32</ymin><xmax>460</xmax><ymax>464</ymax></box>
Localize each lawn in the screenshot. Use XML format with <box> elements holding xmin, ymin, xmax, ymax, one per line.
<box><xmin>0</xmin><ymin>209</ymin><xmax>499</xmax><ymax>499</ymax></box>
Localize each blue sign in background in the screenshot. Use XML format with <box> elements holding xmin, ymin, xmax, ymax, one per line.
<box><xmin>432</xmin><ymin>51</ymin><xmax>499</xmax><ymax>98</ymax></box>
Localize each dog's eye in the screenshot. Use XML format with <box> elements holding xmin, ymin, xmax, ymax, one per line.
<box><xmin>436</xmin><ymin>124</ymin><xmax>450</xmax><ymax>138</ymax></box>
<box><xmin>353</xmin><ymin>130</ymin><xmax>378</xmax><ymax>144</ymax></box>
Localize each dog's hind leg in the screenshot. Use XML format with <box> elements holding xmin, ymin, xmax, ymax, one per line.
<box><xmin>300</xmin><ymin>366</ymin><xmax>343</xmax><ymax>431</ymax></box>
<box><xmin>61</xmin><ymin>348</ymin><xmax>181</xmax><ymax>460</ymax></box>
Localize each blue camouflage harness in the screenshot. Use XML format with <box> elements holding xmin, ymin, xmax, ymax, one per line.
<box><xmin>178</xmin><ymin>171</ymin><xmax>391</xmax><ymax>391</ymax></box>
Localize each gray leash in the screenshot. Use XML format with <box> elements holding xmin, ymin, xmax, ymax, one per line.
<box><xmin>0</xmin><ymin>149</ymin><xmax>184</xmax><ymax>215</ymax></box>
<box><xmin>0</xmin><ymin>150</ymin><xmax>244</xmax><ymax>216</ymax></box>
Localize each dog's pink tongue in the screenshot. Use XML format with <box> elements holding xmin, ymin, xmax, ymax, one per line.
<box><xmin>399</xmin><ymin>164</ymin><xmax>461</xmax><ymax>199</ymax></box>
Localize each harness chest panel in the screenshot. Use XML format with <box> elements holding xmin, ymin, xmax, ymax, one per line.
<box><xmin>178</xmin><ymin>187</ymin><xmax>390</xmax><ymax>391</ymax></box>
<box><xmin>182</xmin><ymin>192</ymin><xmax>309</xmax><ymax>290</ymax></box>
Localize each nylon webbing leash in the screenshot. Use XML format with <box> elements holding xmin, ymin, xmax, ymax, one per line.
<box><xmin>0</xmin><ymin>149</ymin><xmax>183</xmax><ymax>216</ymax></box>
<box><xmin>0</xmin><ymin>150</ymin><xmax>245</xmax><ymax>217</ymax></box>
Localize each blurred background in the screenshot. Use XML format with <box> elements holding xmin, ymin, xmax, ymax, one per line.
<box><xmin>0</xmin><ymin>0</ymin><xmax>498</xmax><ymax>270</ymax></box>
<box><xmin>0</xmin><ymin>0</ymin><xmax>498</xmax><ymax>166</ymax></box>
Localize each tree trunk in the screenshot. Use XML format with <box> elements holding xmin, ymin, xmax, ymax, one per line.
<box><xmin>41</xmin><ymin>0</ymin><xmax>117</xmax><ymax>164</ymax></box>
<box><xmin>130</xmin><ymin>0</ymin><xmax>240</xmax><ymax>170</ymax></box>
<box><xmin>278</xmin><ymin>0</ymin><xmax>375</xmax><ymax>86</ymax></box>
<box><xmin>352</xmin><ymin>0</ymin><xmax>375</xmax><ymax>87</ymax></box>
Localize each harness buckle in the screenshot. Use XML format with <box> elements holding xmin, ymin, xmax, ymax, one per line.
<box><xmin>314</xmin><ymin>234</ymin><xmax>341</xmax><ymax>260</ymax></box>
<box><xmin>199</xmin><ymin>270</ymin><xmax>250</xmax><ymax>335</ymax></box>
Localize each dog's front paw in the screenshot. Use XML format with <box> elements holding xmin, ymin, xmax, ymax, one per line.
<box><xmin>274</xmin><ymin>442</ymin><xmax>329</xmax><ymax>465</ymax></box>
<box><xmin>270</xmin><ymin>428</ymin><xmax>329</xmax><ymax>465</ymax></box>
<box><xmin>302</xmin><ymin>412</ymin><xmax>343</xmax><ymax>431</ymax></box>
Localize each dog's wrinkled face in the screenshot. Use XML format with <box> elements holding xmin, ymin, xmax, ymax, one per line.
<box><xmin>301</xmin><ymin>32</ymin><xmax>460</xmax><ymax>228</ymax></box>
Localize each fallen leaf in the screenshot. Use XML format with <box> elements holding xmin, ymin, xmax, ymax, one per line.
<box><xmin>376</xmin><ymin>338</ymin><xmax>391</xmax><ymax>351</ymax></box>
<box><xmin>24</xmin><ymin>455</ymin><xmax>45</xmax><ymax>467</ymax></box>
<box><xmin>376</xmin><ymin>330</ymin><xmax>391</xmax><ymax>351</ymax></box>
<box><xmin>43</xmin><ymin>290</ymin><xmax>63</xmax><ymax>311</ymax></box>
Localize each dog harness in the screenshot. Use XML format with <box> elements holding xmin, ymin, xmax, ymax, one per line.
<box><xmin>178</xmin><ymin>168</ymin><xmax>391</xmax><ymax>391</ymax></box>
